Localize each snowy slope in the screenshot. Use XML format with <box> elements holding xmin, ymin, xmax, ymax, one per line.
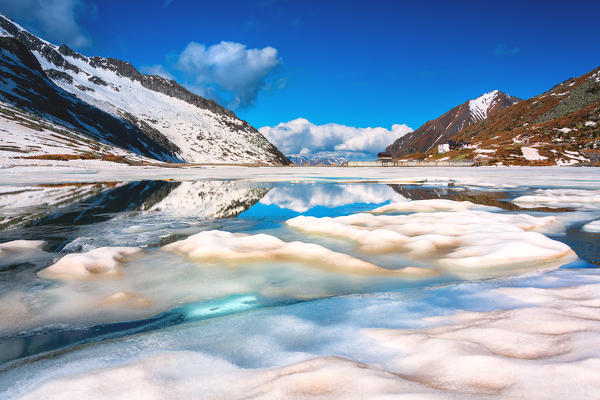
<box><xmin>469</xmin><ymin>90</ymin><xmax>500</xmax><ymax>120</ymax></box>
<box><xmin>0</xmin><ymin>101</ymin><xmax>159</xmax><ymax>167</ymax></box>
<box><xmin>0</xmin><ymin>13</ymin><xmax>289</xmax><ymax>165</ymax></box>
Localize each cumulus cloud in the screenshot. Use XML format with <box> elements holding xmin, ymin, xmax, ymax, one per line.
<box><xmin>259</xmin><ymin>118</ymin><xmax>413</xmax><ymax>159</ymax></box>
<box><xmin>140</xmin><ymin>64</ymin><xmax>174</xmax><ymax>80</ymax></box>
<box><xmin>0</xmin><ymin>0</ymin><xmax>94</xmax><ymax>48</ymax></box>
<box><xmin>175</xmin><ymin>41</ymin><xmax>280</xmax><ymax>108</ymax></box>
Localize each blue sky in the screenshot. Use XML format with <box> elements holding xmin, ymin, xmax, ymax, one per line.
<box><xmin>1</xmin><ymin>0</ymin><xmax>600</xmax><ymax>152</ymax></box>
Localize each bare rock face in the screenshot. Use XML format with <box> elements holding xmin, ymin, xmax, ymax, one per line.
<box><xmin>0</xmin><ymin>13</ymin><xmax>289</xmax><ymax>165</ymax></box>
<box><xmin>387</xmin><ymin>90</ymin><xmax>521</xmax><ymax>157</ymax></box>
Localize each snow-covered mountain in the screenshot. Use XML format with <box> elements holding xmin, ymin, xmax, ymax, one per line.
<box><xmin>0</xmin><ymin>13</ymin><xmax>289</xmax><ymax>165</ymax></box>
<box><xmin>386</xmin><ymin>90</ymin><xmax>521</xmax><ymax>157</ymax></box>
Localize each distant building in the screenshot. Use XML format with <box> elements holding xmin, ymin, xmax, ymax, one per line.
<box><xmin>441</xmin><ymin>140</ymin><xmax>471</xmax><ymax>151</ymax></box>
<box><xmin>377</xmin><ymin>152</ymin><xmax>393</xmax><ymax>166</ymax></box>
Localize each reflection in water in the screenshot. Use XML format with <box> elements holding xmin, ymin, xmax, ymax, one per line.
<box><xmin>30</xmin><ymin>181</ymin><xmax>176</xmax><ymax>227</ymax></box>
<box><xmin>252</xmin><ymin>183</ymin><xmax>405</xmax><ymax>217</ymax></box>
<box><xmin>0</xmin><ymin>180</ymin><xmax>272</xmax><ymax>251</ymax></box>
<box><xmin>148</xmin><ymin>181</ymin><xmax>270</xmax><ymax>219</ymax></box>
<box><xmin>0</xmin><ymin>183</ymin><xmax>118</xmax><ymax>230</ymax></box>
<box><xmin>388</xmin><ymin>184</ymin><xmax>574</xmax><ymax>212</ymax></box>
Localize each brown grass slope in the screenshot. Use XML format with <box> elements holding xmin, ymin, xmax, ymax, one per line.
<box><xmin>450</xmin><ymin>66</ymin><xmax>600</xmax><ymax>166</ymax></box>
<box><xmin>387</xmin><ymin>91</ymin><xmax>520</xmax><ymax>157</ymax></box>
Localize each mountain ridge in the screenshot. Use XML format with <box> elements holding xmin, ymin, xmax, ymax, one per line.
<box><xmin>386</xmin><ymin>90</ymin><xmax>521</xmax><ymax>157</ymax></box>
<box><xmin>0</xmin><ymin>36</ymin><xmax>182</xmax><ymax>161</ymax></box>
<box><xmin>0</xmin><ymin>13</ymin><xmax>289</xmax><ymax>165</ymax></box>
<box><xmin>449</xmin><ymin>66</ymin><xmax>600</xmax><ymax>165</ymax></box>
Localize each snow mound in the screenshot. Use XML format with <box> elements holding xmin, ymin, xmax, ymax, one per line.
<box><xmin>39</xmin><ymin>247</ymin><xmax>143</xmax><ymax>279</ymax></box>
<box><xmin>582</xmin><ymin>220</ymin><xmax>600</xmax><ymax>233</ymax></box>
<box><xmin>0</xmin><ymin>240</ymin><xmax>46</xmax><ymax>266</ymax></box>
<box><xmin>513</xmin><ymin>189</ymin><xmax>600</xmax><ymax>209</ymax></box>
<box><xmin>163</xmin><ymin>230</ymin><xmax>414</xmax><ymax>276</ymax></box>
<box><xmin>372</xmin><ymin>199</ymin><xmax>478</xmax><ymax>213</ymax></box>
<box><xmin>286</xmin><ymin>210</ymin><xmax>574</xmax><ymax>272</ymax></box>
<box><xmin>0</xmin><ymin>239</ymin><xmax>45</xmax><ymax>254</ymax></box>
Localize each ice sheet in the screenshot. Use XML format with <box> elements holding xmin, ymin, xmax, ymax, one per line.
<box><xmin>4</xmin><ymin>268</ymin><xmax>600</xmax><ymax>400</ymax></box>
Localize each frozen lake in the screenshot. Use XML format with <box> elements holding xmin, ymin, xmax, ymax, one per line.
<box><xmin>0</xmin><ymin>166</ymin><xmax>599</xmax><ymax>398</ymax></box>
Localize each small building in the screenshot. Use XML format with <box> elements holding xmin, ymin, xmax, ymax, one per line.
<box><xmin>438</xmin><ymin>143</ymin><xmax>450</xmax><ymax>154</ymax></box>
<box><xmin>446</xmin><ymin>140</ymin><xmax>471</xmax><ymax>150</ymax></box>
<box><xmin>377</xmin><ymin>152</ymin><xmax>393</xmax><ymax>166</ymax></box>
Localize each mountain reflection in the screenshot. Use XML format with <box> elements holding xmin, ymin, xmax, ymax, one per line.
<box><xmin>259</xmin><ymin>183</ymin><xmax>405</xmax><ymax>213</ymax></box>
<box><xmin>147</xmin><ymin>181</ymin><xmax>270</xmax><ymax>219</ymax></box>
<box><xmin>388</xmin><ymin>184</ymin><xmax>573</xmax><ymax>212</ymax></box>
<box><xmin>0</xmin><ymin>180</ymin><xmax>271</xmax><ymax>249</ymax></box>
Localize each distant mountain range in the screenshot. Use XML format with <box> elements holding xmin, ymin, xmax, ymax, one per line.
<box><xmin>385</xmin><ymin>67</ymin><xmax>600</xmax><ymax>166</ymax></box>
<box><xmin>287</xmin><ymin>154</ymin><xmax>349</xmax><ymax>166</ymax></box>
<box><xmin>386</xmin><ymin>90</ymin><xmax>521</xmax><ymax>157</ymax></box>
<box><xmin>0</xmin><ymin>13</ymin><xmax>289</xmax><ymax>165</ymax></box>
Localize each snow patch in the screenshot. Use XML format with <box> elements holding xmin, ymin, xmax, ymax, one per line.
<box><xmin>521</xmin><ymin>147</ymin><xmax>547</xmax><ymax>161</ymax></box>
<box><xmin>468</xmin><ymin>90</ymin><xmax>499</xmax><ymax>121</ymax></box>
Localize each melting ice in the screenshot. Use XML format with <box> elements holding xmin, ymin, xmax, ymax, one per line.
<box><xmin>0</xmin><ymin>168</ymin><xmax>599</xmax><ymax>399</ymax></box>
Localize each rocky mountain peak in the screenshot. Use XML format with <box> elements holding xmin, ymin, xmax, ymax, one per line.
<box><xmin>386</xmin><ymin>90</ymin><xmax>521</xmax><ymax>157</ymax></box>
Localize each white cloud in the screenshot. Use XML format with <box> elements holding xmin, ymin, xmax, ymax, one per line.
<box><xmin>259</xmin><ymin>118</ymin><xmax>412</xmax><ymax>158</ymax></box>
<box><xmin>175</xmin><ymin>41</ymin><xmax>280</xmax><ymax>108</ymax></box>
<box><xmin>140</xmin><ymin>64</ymin><xmax>174</xmax><ymax>80</ymax></box>
<box><xmin>0</xmin><ymin>0</ymin><xmax>93</xmax><ymax>48</ymax></box>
